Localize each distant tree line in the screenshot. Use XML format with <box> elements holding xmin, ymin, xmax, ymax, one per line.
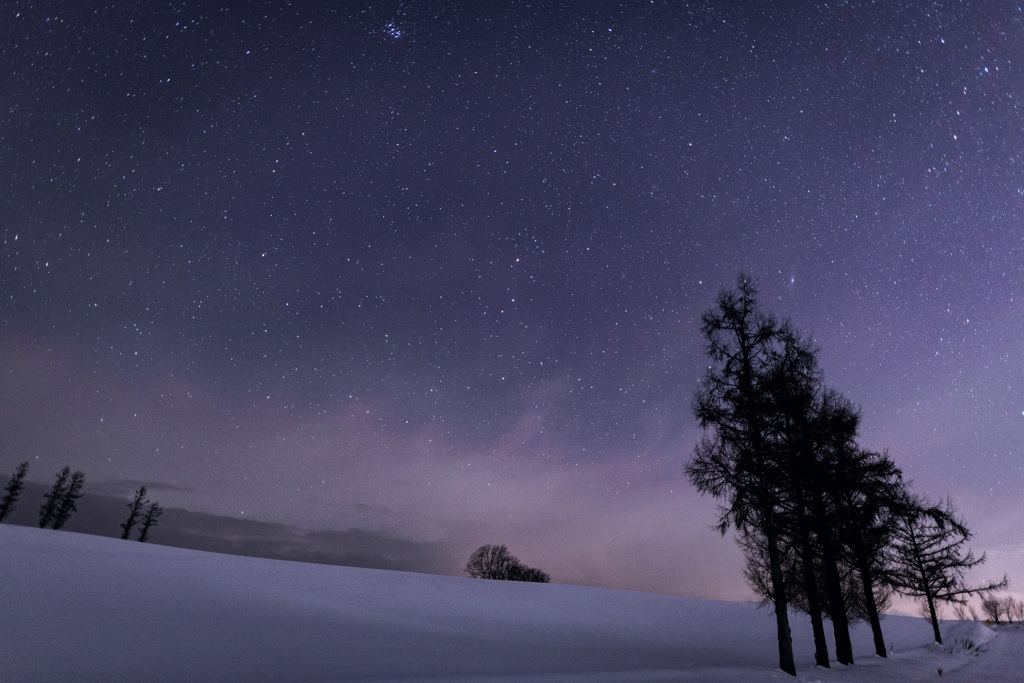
<box><xmin>0</xmin><ymin>463</ymin><xmax>161</xmax><ymax>542</ymax></box>
<box><xmin>687</xmin><ymin>274</ymin><xmax>1006</xmax><ymax>676</ymax></box>
<box><xmin>465</xmin><ymin>544</ymin><xmax>550</xmax><ymax>583</ymax></box>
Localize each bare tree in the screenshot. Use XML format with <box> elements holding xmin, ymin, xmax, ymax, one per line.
<box><xmin>121</xmin><ymin>486</ymin><xmax>149</xmax><ymax>539</ymax></box>
<box><xmin>52</xmin><ymin>471</ymin><xmax>84</xmax><ymax>530</ymax></box>
<box><xmin>137</xmin><ymin>502</ymin><xmax>162</xmax><ymax>542</ymax></box>
<box><xmin>888</xmin><ymin>497</ymin><xmax>1007</xmax><ymax>643</ymax></box>
<box><xmin>39</xmin><ymin>467</ymin><xmax>71</xmax><ymax>528</ymax></box>
<box><xmin>0</xmin><ymin>461</ymin><xmax>29</xmax><ymax>523</ymax></box>
<box><xmin>465</xmin><ymin>544</ymin><xmax>549</xmax><ymax>582</ymax></box>
<box><xmin>981</xmin><ymin>594</ymin><xmax>1003</xmax><ymax>624</ymax></box>
<box><xmin>981</xmin><ymin>595</ymin><xmax>1022</xmax><ymax>624</ymax></box>
<box><xmin>1009</xmin><ymin>597</ymin><xmax>1024</xmax><ymax>623</ymax></box>
<box><xmin>466</xmin><ymin>544</ymin><xmax>518</xmax><ymax>579</ymax></box>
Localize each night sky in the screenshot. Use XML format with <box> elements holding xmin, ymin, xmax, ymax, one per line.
<box><xmin>2</xmin><ymin>1</ymin><xmax>1022</xmax><ymax>601</ymax></box>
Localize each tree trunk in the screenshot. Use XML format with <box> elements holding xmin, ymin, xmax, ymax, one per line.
<box><xmin>816</xmin><ymin>518</ymin><xmax>854</xmax><ymax>665</ymax></box>
<box><xmin>796</xmin><ymin>506</ymin><xmax>830</xmax><ymax>667</ymax></box>
<box><xmin>926</xmin><ymin>590</ymin><xmax>942</xmax><ymax>644</ymax></box>
<box><xmin>857</xmin><ymin>558</ymin><xmax>887</xmax><ymax>657</ymax></box>
<box><xmin>765</xmin><ymin>509</ymin><xmax>797</xmax><ymax>676</ymax></box>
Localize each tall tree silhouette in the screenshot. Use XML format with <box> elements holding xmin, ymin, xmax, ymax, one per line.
<box><xmin>804</xmin><ymin>389</ymin><xmax>858</xmax><ymax>665</ymax></box>
<box><xmin>39</xmin><ymin>467</ymin><xmax>71</xmax><ymax>528</ymax></box>
<box><xmin>830</xmin><ymin>447</ymin><xmax>907</xmax><ymax>657</ymax></box>
<box><xmin>0</xmin><ymin>461</ymin><xmax>29</xmax><ymax>523</ymax></box>
<box><xmin>740</xmin><ymin>372</ymin><xmax>862</xmax><ymax>667</ymax></box>
<box><xmin>52</xmin><ymin>470</ymin><xmax>84</xmax><ymax>530</ymax></box>
<box><xmin>686</xmin><ymin>274</ymin><xmax>797</xmax><ymax>676</ymax></box>
<box><xmin>759</xmin><ymin>326</ymin><xmax>835</xmax><ymax>667</ymax></box>
<box><xmin>121</xmin><ymin>486</ymin><xmax>149</xmax><ymax>539</ymax></box>
<box><xmin>138</xmin><ymin>501</ymin><xmax>162</xmax><ymax>542</ymax></box>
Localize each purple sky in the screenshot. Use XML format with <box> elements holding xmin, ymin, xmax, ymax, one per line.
<box><xmin>2</xmin><ymin>1</ymin><xmax>1021</xmax><ymax>602</ymax></box>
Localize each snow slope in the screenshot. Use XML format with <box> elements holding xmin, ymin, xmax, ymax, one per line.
<box><xmin>1</xmin><ymin>525</ymin><xmax>1013</xmax><ymax>681</ymax></box>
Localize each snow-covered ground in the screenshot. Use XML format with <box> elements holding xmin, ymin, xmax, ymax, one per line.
<box><xmin>2</xmin><ymin>525</ymin><xmax>1017</xmax><ymax>681</ymax></box>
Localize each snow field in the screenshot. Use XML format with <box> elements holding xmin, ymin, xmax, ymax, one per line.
<box><xmin>2</xmin><ymin>525</ymin><xmax>1015</xmax><ymax>681</ymax></box>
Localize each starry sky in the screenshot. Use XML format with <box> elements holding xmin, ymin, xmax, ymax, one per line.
<box><xmin>2</xmin><ymin>1</ymin><xmax>1022</xmax><ymax>601</ymax></box>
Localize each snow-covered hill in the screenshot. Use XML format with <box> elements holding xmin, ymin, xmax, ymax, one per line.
<box><xmin>1</xmin><ymin>525</ymin><xmax>1014</xmax><ymax>681</ymax></box>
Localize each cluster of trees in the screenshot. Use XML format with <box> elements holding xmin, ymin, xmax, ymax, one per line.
<box><xmin>0</xmin><ymin>463</ymin><xmax>162</xmax><ymax>542</ymax></box>
<box><xmin>1</xmin><ymin>462</ymin><xmax>86</xmax><ymax>529</ymax></box>
<box><xmin>465</xmin><ymin>544</ymin><xmax>551</xmax><ymax>583</ymax></box>
<box><xmin>38</xmin><ymin>466</ymin><xmax>86</xmax><ymax>530</ymax></box>
<box><xmin>980</xmin><ymin>594</ymin><xmax>1024</xmax><ymax>624</ymax></box>
<box><xmin>121</xmin><ymin>486</ymin><xmax>163</xmax><ymax>543</ymax></box>
<box><xmin>687</xmin><ymin>275</ymin><xmax>1005</xmax><ymax>676</ymax></box>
